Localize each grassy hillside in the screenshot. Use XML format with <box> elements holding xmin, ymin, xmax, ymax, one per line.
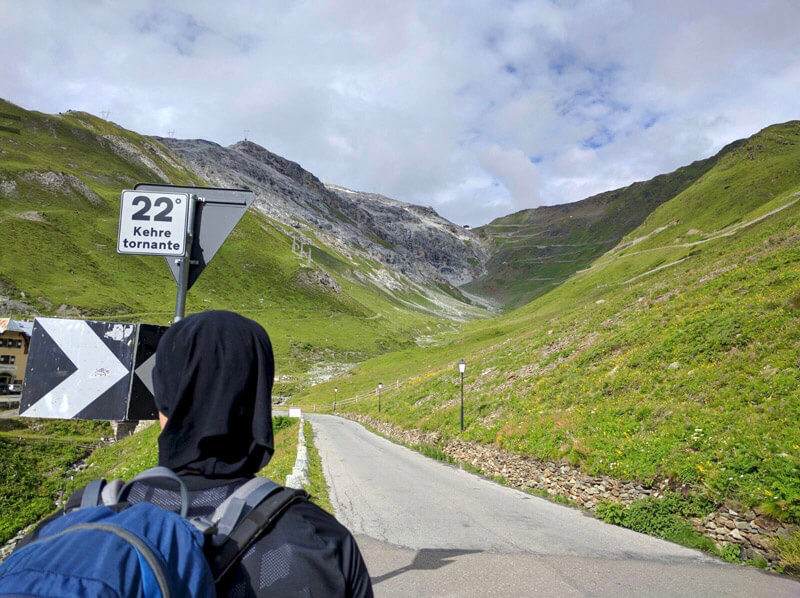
<box><xmin>612</xmin><ymin>121</ymin><xmax>800</xmax><ymax>253</ymax></box>
<box><xmin>0</xmin><ymin>418</ymin><xmax>111</xmax><ymax>545</ymax></box>
<box><xmin>0</xmin><ymin>415</ymin><xmax>310</xmax><ymax>546</ymax></box>
<box><xmin>0</xmin><ymin>99</ymin><xmax>465</xmax><ymax>385</ymax></box>
<box><xmin>466</xmin><ymin>143</ymin><xmax>738</xmax><ymax>310</ymax></box>
<box><xmin>0</xmin><ymin>99</ymin><xmax>481</xmax><ymax>551</ymax></box>
<box><xmin>4</xmin><ymin>99</ymin><xmax>800</xmax><ymax>567</ymax></box>
<box><xmin>296</xmin><ymin>122</ymin><xmax>800</xmax><ymax>528</ymax></box>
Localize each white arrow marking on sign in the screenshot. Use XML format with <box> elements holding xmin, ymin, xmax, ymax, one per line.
<box><xmin>25</xmin><ymin>319</ymin><xmax>130</xmax><ymax>418</ymax></box>
<box><xmin>135</xmin><ymin>352</ymin><xmax>157</xmax><ymax>396</ymax></box>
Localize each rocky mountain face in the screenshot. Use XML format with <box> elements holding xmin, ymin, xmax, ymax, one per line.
<box><xmin>159</xmin><ymin>128</ymin><xmax>760</xmax><ymax>313</ymax></box>
<box><xmin>156</xmin><ymin>138</ymin><xmax>488</xmax><ymax>288</ymax></box>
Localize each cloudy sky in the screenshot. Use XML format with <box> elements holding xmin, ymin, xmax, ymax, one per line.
<box><xmin>3</xmin><ymin>1</ymin><xmax>800</xmax><ymax>226</ymax></box>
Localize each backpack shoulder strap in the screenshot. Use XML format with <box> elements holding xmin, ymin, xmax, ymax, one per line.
<box><xmin>208</xmin><ymin>477</ymin><xmax>282</xmax><ymax>541</ymax></box>
<box><xmin>81</xmin><ymin>468</ymin><xmax>186</xmax><ymax>511</ymax></box>
<box><xmin>79</xmin><ymin>479</ymin><xmax>107</xmax><ymax>508</ymax></box>
<box><xmin>100</xmin><ymin>479</ymin><xmax>125</xmax><ymax>505</ymax></box>
<box><xmin>79</xmin><ymin>478</ymin><xmax>128</xmax><ymax>509</ymax></box>
<box><xmin>118</xmin><ymin>466</ymin><xmax>190</xmax><ymax>517</ymax></box>
<box><xmin>208</xmin><ymin>484</ymin><xmax>308</xmax><ymax>583</ymax></box>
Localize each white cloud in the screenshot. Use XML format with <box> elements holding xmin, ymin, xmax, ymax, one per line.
<box><xmin>478</xmin><ymin>145</ymin><xmax>543</xmax><ymax>211</ymax></box>
<box><xmin>2</xmin><ymin>0</ymin><xmax>800</xmax><ymax>226</ymax></box>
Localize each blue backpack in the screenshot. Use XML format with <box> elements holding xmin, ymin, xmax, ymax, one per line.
<box><xmin>0</xmin><ymin>467</ymin><xmax>306</xmax><ymax>597</ymax></box>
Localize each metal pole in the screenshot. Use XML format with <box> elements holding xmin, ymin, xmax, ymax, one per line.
<box><xmin>378</xmin><ymin>386</ymin><xmax>381</xmax><ymax>412</ymax></box>
<box><xmin>460</xmin><ymin>371</ymin><xmax>464</xmax><ymax>432</ymax></box>
<box><xmin>174</xmin><ymin>194</ymin><xmax>198</xmax><ymax>323</ymax></box>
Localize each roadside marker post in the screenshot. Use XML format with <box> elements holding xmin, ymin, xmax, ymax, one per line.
<box><xmin>458</xmin><ymin>360</ymin><xmax>466</xmax><ymax>432</ymax></box>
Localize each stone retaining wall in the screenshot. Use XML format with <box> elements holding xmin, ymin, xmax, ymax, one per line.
<box><xmin>692</xmin><ymin>510</ymin><xmax>795</xmax><ymax>564</ymax></box>
<box><xmin>346</xmin><ymin>413</ymin><xmax>796</xmax><ymax>565</ymax></box>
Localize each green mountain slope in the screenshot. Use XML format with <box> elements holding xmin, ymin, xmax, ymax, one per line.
<box><xmin>3</xmin><ymin>99</ymin><xmax>800</xmax><ymax>566</ymax></box>
<box><xmin>298</xmin><ymin>121</ymin><xmax>800</xmax><ymax>528</ymax></box>
<box><xmin>612</xmin><ymin>121</ymin><xmax>800</xmax><ymax>254</ymax></box>
<box><xmin>0</xmin><ymin>99</ymin><xmax>461</xmax><ymax>386</ymax></box>
<box><xmin>466</xmin><ymin>141</ymin><xmax>741</xmax><ymax>310</ymax></box>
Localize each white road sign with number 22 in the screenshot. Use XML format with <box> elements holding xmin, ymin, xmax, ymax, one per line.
<box><xmin>117</xmin><ymin>190</ymin><xmax>190</xmax><ymax>256</ymax></box>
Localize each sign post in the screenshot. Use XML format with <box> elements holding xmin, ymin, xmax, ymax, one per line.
<box><xmin>173</xmin><ymin>194</ymin><xmax>197</xmax><ymax>322</ymax></box>
<box><xmin>14</xmin><ymin>184</ymin><xmax>255</xmax><ymax>423</ymax></box>
<box><xmin>131</xmin><ymin>184</ymin><xmax>254</xmax><ymax>323</ymax></box>
<box><xmin>19</xmin><ymin>184</ymin><xmax>256</xmax><ymax>422</ymax></box>
<box><xmin>118</xmin><ymin>184</ymin><xmax>255</xmax><ymax>323</ymax></box>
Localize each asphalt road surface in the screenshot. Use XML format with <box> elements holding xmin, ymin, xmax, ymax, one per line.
<box><xmin>308</xmin><ymin>414</ymin><xmax>799</xmax><ymax>597</ymax></box>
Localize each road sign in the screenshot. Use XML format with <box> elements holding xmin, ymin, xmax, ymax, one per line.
<box><xmin>117</xmin><ymin>190</ymin><xmax>190</xmax><ymax>256</ymax></box>
<box><xmin>126</xmin><ymin>324</ymin><xmax>164</xmax><ymax>421</ymax></box>
<box><xmin>20</xmin><ymin>318</ymin><xmax>167</xmax><ymax>420</ymax></box>
<box><xmin>133</xmin><ymin>184</ymin><xmax>254</xmax><ymax>290</ymax></box>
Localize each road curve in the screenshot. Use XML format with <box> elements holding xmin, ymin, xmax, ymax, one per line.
<box><xmin>308</xmin><ymin>414</ymin><xmax>798</xmax><ymax>598</ymax></box>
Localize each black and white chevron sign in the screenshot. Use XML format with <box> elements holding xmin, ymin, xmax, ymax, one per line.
<box><xmin>127</xmin><ymin>323</ymin><xmax>164</xmax><ymax>421</ymax></box>
<box><xmin>20</xmin><ymin>318</ymin><xmax>167</xmax><ymax>421</ymax></box>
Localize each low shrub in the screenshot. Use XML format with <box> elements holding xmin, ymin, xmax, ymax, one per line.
<box><xmin>272</xmin><ymin>416</ymin><xmax>294</xmax><ymax>433</ymax></box>
<box><xmin>774</xmin><ymin>531</ymin><xmax>800</xmax><ymax>574</ymax></box>
<box><xmin>595</xmin><ymin>492</ymin><xmax>719</xmax><ymax>555</ymax></box>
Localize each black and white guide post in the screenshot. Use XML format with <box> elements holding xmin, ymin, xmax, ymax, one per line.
<box><xmin>19</xmin><ymin>318</ymin><xmax>167</xmax><ymax>421</ymax></box>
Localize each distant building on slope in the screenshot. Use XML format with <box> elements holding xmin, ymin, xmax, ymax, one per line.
<box><xmin>0</xmin><ymin>318</ymin><xmax>33</xmax><ymax>392</ymax></box>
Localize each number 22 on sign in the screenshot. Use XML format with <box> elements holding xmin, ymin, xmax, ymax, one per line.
<box><xmin>117</xmin><ymin>191</ymin><xmax>190</xmax><ymax>256</ymax></box>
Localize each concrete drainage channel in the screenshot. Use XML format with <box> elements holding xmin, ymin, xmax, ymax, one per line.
<box><xmin>285</xmin><ymin>410</ymin><xmax>310</xmax><ymax>489</ymax></box>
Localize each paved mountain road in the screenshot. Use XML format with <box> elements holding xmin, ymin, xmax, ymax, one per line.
<box><xmin>308</xmin><ymin>414</ymin><xmax>799</xmax><ymax>597</ymax></box>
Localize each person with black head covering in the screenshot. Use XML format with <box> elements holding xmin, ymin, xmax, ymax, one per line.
<box><xmin>153</xmin><ymin>309</ymin><xmax>276</xmax><ymax>480</ymax></box>
<box><xmin>16</xmin><ymin>311</ymin><xmax>373</xmax><ymax>597</ymax></box>
<box><xmin>151</xmin><ymin>311</ymin><xmax>372</xmax><ymax>596</ymax></box>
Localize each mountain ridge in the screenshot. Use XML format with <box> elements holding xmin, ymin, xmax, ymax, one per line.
<box><xmin>466</xmin><ymin>138</ymin><xmax>747</xmax><ymax>309</ymax></box>
<box><xmin>2</xmin><ymin>98</ymin><xmax>797</xmax><ymax>322</ymax></box>
<box><xmin>0</xmin><ymin>98</ymin><xmax>486</xmax><ymax>386</ymax></box>
<box><xmin>3</xmin><ymin>98</ymin><xmax>800</xmax><ymax>571</ymax></box>
<box><xmin>155</xmin><ymin>136</ymin><xmax>490</xmax><ymax>290</ymax></box>
<box><xmin>294</xmin><ymin>119</ymin><xmax>800</xmax><ymax>570</ymax></box>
